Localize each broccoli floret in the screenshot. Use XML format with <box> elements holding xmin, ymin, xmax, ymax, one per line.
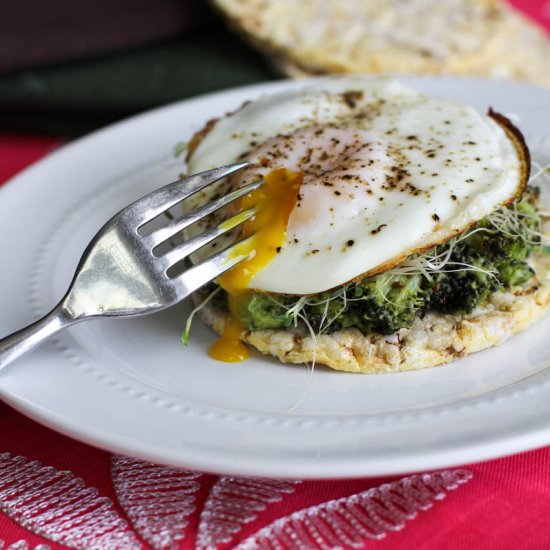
<box><xmin>353</xmin><ymin>273</ymin><xmax>426</xmax><ymax>333</ymax></box>
<box><xmin>426</xmin><ymin>193</ymin><xmax>539</xmax><ymax>312</ymax></box>
<box><xmin>305</xmin><ymin>273</ymin><xmax>425</xmax><ymax>334</ymax></box>
<box><xmin>300</xmin><ymin>289</ymin><xmax>362</xmax><ymax>333</ymax></box>
<box><xmin>306</xmin><ymin>290</ymin><xmax>352</xmax><ymax>331</ymax></box>
<box><xmin>464</xmin><ymin>200</ymin><xmax>537</xmax><ymax>264</ymax></box>
<box><xmin>463</xmin><ymin>230</ymin><xmax>530</xmax><ymax>262</ymax></box>
<box><xmin>463</xmin><ymin>194</ymin><xmax>538</xmax><ymax>289</ymax></box>
<box><xmin>426</xmin><ymin>249</ymin><xmax>500</xmax><ymax>313</ymax></box>
<box><xmin>497</xmin><ymin>259</ymin><xmax>534</xmax><ymax>287</ymax></box>
<box><xmin>517</xmin><ymin>188</ymin><xmax>540</xmax><ymax>221</ymax></box>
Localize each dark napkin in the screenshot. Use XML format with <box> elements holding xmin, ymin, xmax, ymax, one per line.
<box><xmin>0</xmin><ymin>3</ymin><xmax>276</xmax><ymax>135</ymax></box>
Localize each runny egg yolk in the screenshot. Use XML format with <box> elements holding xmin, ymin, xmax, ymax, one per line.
<box><xmin>208</xmin><ymin>168</ymin><xmax>303</xmax><ymax>362</ymax></box>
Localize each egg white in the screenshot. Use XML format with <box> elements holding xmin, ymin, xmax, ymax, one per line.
<box><xmin>187</xmin><ymin>77</ymin><xmax>527</xmax><ymax>294</ymax></box>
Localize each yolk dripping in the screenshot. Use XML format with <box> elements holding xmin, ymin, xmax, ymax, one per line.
<box><xmin>208</xmin><ymin>317</ymin><xmax>250</xmax><ymax>362</ymax></box>
<box><xmin>208</xmin><ymin>168</ymin><xmax>303</xmax><ymax>362</ymax></box>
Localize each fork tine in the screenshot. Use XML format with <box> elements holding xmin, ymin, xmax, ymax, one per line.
<box><xmin>147</xmin><ymin>178</ymin><xmax>262</xmax><ymax>249</ymax></box>
<box><xmin>172</xmin><ymin>236</ymin><xmax>254</xmax><ymax>294</ymax></box>
<box><xmin>125</xmin><ymin>162</ymin><xmax>249</xmax><ymax>227</ymax></box>
<box><xmin>158</xmin><ymin>207</ymin><xmax>256</xmax><ymax>264</ymax></box>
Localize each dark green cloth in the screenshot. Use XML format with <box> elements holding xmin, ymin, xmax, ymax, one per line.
<box><xmin>0</xmin><ymin>18</ymin><xmax>276</xmax><ymax>136</ymax></box>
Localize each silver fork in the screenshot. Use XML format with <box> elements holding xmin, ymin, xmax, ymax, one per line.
<box><xmin>0</xmin><ymin>162</ymin><xmax>258</xmax><ymax>371</ymax></box>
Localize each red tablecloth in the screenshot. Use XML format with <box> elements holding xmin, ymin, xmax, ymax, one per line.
<box><xmin>2</xmin><ymin>3</ymin><xmax>550</xmax><ymax>547</ymax></box>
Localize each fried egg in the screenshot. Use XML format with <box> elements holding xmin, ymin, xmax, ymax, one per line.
<box><xmin>187</xmin><ymin>77</ymin><xmax>529</xmax><ymax>296</ymax></box>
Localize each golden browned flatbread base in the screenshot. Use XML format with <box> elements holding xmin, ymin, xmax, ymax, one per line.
<box><xmin>213</xmin><ymin>0</ymin><xmax>550</xmax><ymax>86</ymax></box>
<box><xmin>196</xmin><ymin>250</ymin><xmax>550</xmax><ymax>373</ymax></box>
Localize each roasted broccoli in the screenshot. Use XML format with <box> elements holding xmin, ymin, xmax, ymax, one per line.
<box><xmin>425</xmin><ymin>247</ymin><xmax>500</xmax><ymax>313</ymax></box>
<box><xmin>238</xmin><ymin>273</ymin><xmax>426</xmax><ymax>334</ymax></box>
<box><xmin>347</xmin><ymin>273</ymin><xmax>425</xmax><ymax>334</ymax></box>
<box><xmin>426</xmin><ymin>193</ymin><xmax>539</xmax><ymax>312</ymax></box>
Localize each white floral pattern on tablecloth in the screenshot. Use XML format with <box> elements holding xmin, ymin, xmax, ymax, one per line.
<box><xmin>0</xmin><ymin>451</ymin><xmax>472</xmax><ymax>549</ymax></box>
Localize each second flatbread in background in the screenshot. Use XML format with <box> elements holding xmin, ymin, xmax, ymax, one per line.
<box><xmin>212</xmin><ymin>0</ymin><xmax>550</xmax><ymax>86</ymax></box>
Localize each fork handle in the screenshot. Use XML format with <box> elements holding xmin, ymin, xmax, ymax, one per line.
<box><xmin>0</xmin><ymin>306</ymin><xmax>72</xmax><ymax>372</ymax></box>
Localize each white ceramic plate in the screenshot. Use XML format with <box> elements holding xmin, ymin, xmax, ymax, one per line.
<box><xmin>1</xmin><ymin>77</ymin><xmax>550</xmax><ymax>479</ymax></box>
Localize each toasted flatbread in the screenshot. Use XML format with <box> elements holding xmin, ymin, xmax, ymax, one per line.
<box><xmin>195</xmin><ymin>247</ymin><xmax>550</xmax><ymax>373</ymax></box>
<box><xmin>213</xmin><ymin>0</ymin><xmax>550</xmax><ymax>86</ymax></box>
